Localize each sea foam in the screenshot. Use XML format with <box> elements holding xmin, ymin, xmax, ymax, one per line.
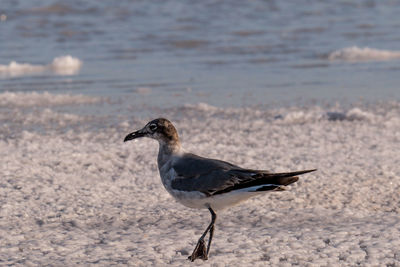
<box><xmin>328</xmin><ymin>46</ymin><xmax>400</xmax><ymax>62</ymax></box>
<box><xmin>0</xmin><ymin>91</ymin><xmax>102</xmax><ymax>107</ymax></box>
<box><xmin>0</xmin><ymin>55</ymin><xmax>82</xmax><ymax>77</ymax></box>
<box><xmin>50</xmin><ymin>55</ymin><xmax>83</xmax><ymax>75</ymax></box>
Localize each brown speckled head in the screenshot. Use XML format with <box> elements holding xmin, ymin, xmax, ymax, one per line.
<box><xmin>124</xmin><ymin>118</ymin><xmax>180</xmax><ymax>145</ymax></box>
<box><xmin>145</xmin><ymin>118</ymin><xmax>179</xmax><ymax>143</ymax></box>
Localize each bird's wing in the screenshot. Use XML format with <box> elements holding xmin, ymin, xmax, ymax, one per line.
<box><xmin>172</xmin><ymin>153</ymin><xmax>240</xmax><ymax>176</ymax></box>
<box><xmin>170</xmin><ymin>153</ymin><xmax>241</xmax><ymax>195</ymax></box>
<box><xmin>170</xmin><ymin>153</ymin><xmax>315</xmax><ymax>196</ymax></box>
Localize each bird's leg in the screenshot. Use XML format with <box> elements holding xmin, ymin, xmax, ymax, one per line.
<box><xmin>206</xmin><ymin>225</ymin><xmax>215</xmax><ymax>254</ymax></box>
<box><xmin>188</xmin><ymin>207</ymin><xmax>217</xmax><ymax>261</ymax></box>
<box><xmin>206</xmin><ymin>208</ymin><xmax>216</xmax><ymax>255</ymax></box>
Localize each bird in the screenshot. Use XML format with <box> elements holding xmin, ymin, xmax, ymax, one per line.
<box><xmin>124</xmin><ymin>118</ymin><xmax>316</xmax><ymax>261</ymax></box>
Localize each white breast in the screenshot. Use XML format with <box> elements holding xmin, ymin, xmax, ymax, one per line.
<box><xmin>158</xmin><ymin>164</ymin><xmax>208</xmax><ymax>209</ymax></box>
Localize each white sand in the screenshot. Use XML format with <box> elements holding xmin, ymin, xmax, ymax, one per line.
<box><xmin>1</xmin><ymin>93</ymin><xmax>400</xmax><ymax>266</ymax></box>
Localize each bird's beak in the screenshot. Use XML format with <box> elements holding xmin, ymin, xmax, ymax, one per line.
<box><xmin>124</xmin><ymin>130</ymin><xmax>146</xmax><ymax>142</ymax></box>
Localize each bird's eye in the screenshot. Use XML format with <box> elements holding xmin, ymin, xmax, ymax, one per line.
<box><xmin>149</xmin><ymin>124</ymin><xmax>157</xmax><ymax>131</ymax></box>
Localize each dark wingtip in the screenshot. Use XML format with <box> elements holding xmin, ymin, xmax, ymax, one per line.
<box><xmin>299</xmin><ymin>169</ymin><xmax>317</xmax><ymax>175</ymax></box>
<box><xmin>261</xmin><ymin>169</ymin><xmax>315</xmax><ymax>186</ymax></box>
<box><xmin>270</xmin><ymin>169</ymin><xmax>317</xmax><ymax>177</ymax></box>
<box><xmin>280</xmin><ymin>169</ymin><xmax>315</xmax><ymax>185</ymax></box>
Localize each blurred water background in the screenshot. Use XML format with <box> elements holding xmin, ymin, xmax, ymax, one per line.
<box><xmin>1</xmin><ymin>0</ymin><xmax>400</xmax><ymax>109</ymax></box>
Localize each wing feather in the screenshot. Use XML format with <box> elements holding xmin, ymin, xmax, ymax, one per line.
<box><xmin>170</xmin><ymin>153</ymin><xmax>316</xmax><ymax>196</ymax></box>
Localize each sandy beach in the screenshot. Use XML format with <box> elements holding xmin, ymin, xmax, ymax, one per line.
<box><xmin>1</xmin><ymin>94</ymin><xmax>400</xmax><ymax>266</ymax></box>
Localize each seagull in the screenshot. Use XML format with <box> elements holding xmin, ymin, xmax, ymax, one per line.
<box><xmin>124</xmin><ymin>118</ymin><xmax>316</xmax><ymax>261</ymax></box>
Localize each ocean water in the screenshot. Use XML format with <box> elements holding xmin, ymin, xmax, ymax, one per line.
<box><xmin>2</xmin><ymin>1</ymin><xmax>400</xmax><ymax>266</ymax></box>
<box><xmin>1</xmin><ymin>0</ymin><xmax>400</xmax><ymax>108</ymax></box>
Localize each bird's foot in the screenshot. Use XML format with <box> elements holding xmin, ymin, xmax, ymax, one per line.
<box><xmin>188</xmin><ymin>239</ymin><xmax>208</xmax><ymax>262</ymax></box>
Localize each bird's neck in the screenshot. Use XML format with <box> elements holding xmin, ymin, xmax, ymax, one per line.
<box><xmin>157</xmin><ymin>139</ymin><xmax>182</xmax><ymax>168</ymax></box>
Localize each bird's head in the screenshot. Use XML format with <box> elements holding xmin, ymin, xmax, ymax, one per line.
<box><xmin>124</xmin><ymin>118</ymin><xmax>180</xmax><ymax>145</ymax></box>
